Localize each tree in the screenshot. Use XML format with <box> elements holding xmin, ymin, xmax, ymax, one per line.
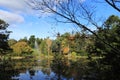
<box><xmin>51</xmin><ymin>39</ymin><xmax>61</xmax><ymax>54</ymax></box>
<box><xmin>88</xmin><ymin>15</ymin><xmax>120</xmax><ymax>79</ymax></box>
<box><xmin>60</xmin><ymin>32</ymin><xmax>70</xmax><ymax>55</ymax></box>
<box><xmin>11</xmin><ymin>41</ymin><xmax>33</xmax><ymax>56</ymax></box>
<box><xmin>46</xmin><ymin>37</ymin><xmax>52</xmax><ymax>56</ymax></box>
<box><xmin>40</xmin><ymin>39</ymin><xmax>47</xmax><ymax>55</ymax></box>
<box><xmin>28</xmin><ymin>35</ymin><xmax>36</xmax><ymax>48</ymax></box>
<box><xmin>36</xmin><ymin>38</ymin><xmax>42</xmax><ymax>45</ymax></box>
<box><xmin>0</xmin><ymin>19</ymin><xmax>11</xmax><ymax>55</ymax></box>
<box><xmin>92</xmin><ymin>15</ymin><xmax>120</xmax><ymax>56</ymax></box>
<box><xmin>29</xmin><ymin>0</ymin><xmax>120</xmax><ymax>54</ymax></box>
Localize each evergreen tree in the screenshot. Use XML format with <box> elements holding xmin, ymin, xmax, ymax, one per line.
<box><xmin>28</xmin><ymin>35</ymin><xmax>35</xmax><ymax>48</ymax></box>
<box><xmin>0</xmin><ymin>19</ymin><xmax>11</xmax><ymax>55</ymax></box>
<box><xmin>88</xmin><ymin>15</ymin><xmax>120</xmax><ymax>79</ymax></box>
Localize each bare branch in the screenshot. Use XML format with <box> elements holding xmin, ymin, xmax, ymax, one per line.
<box><xmin>105</xmin><ymin>0</ymin><xmax>120</xmax><ymax>12</ymax></box>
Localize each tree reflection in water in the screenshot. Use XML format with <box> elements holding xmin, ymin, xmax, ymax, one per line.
<box><xmin>0</xmin><ymin>56</ymin><xmax>111</xmax><ymax>80</ymax></box>
<box><xmin>0</xmin><ymin>60</ymin><xmax>19</xmax><ymax>80</ymax></box>
<box><xmin>50</xmin><ymin>54</ymin><xmax>93</xmax><ymax>80</ymax></box>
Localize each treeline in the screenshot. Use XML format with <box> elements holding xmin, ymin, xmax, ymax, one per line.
<box><xmin>1</xmin><ymin>15</ymin><xmax>120</xmax><ymax>60</ymax></box>
<box><xmin>7</xmin><ymin>15</ymin><xmax>120</xmax><ymax>59</ymax></box>
<box><xmin>7</xmin><ymin>32</ymin><xmax>89</xmax><ymax>56</ymax></box>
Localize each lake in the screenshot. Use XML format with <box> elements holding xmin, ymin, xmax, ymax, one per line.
<box><xmin>0</xmin><ymin>57</ymin><xmax>95</xmax><ymax>80</ymax></box>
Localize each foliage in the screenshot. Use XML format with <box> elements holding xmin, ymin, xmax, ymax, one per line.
<box><xmin>40</xmin><ymin>39</ymin><xmax>47</xmax><ymax>55</ymax></box>
<box><xmin>62</xmin><ymin>46</ymin><xmax>69</xmax><ymax>55</ymax></box>
<box><xmin>0</xmin><ymin>19</ymin><xmax>12</xmax><ymax>55</ymax></box>
<box><xmin>71</xmin><ymin>52</ymin><xmax>77</xmax><ymax>58</ymax></box>
<box><xmin>28</xmin><ymin>35</ymin><xmax>35</xmax><ymax>48</ymax></box>
<box><xmin>36</xmin><ymin>38</ymin><xmax>42</xmax><ymax>45</ymax></box>
<box><xmin>11</xmin><ymin>41</ymin><xmax>33</xmax><ymax>56</ymax></box>
<box><xmin>51</xmin><ymin>32</ymin><xmax>91</xmax><ymax>56</ymax></box>
<box><xmin>88</xmin><ymin>15</ymin><xmax>120</xmax><ymax>79</ymax></box>
<box><xmin>46</xmin><ymin>38</ymin><xmax>52</xmax><ymax>56</ymax></box>
<box><xmin>92</xmin><ymin>15</ymin><xmax>120</xmax><ymax>55</ymax></box>
<box><xmin>51</xmin><ymin>40</ymin><xmax>60</xmax><ymax>53</ymax></box>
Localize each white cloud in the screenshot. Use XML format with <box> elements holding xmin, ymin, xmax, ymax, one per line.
<box><xmin>0</xmin><ymin>0</ymin><xmax>32</xmax><ymax>14</ymax></box>
<box><xmin>0</xmin><ymin>10</ymin><xmax>24</xmax><ymax>24</ymax></box>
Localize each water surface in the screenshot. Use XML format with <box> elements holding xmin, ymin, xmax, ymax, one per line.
<box><xmin>0</xmin><ymin>57</ymin><xmax>91</xmax><ymax>80</ymax></box>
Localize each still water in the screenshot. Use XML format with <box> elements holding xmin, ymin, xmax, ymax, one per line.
<box><xmin>0</xmin><ymin>57</ymin><xmax>92</xmax><ymax>80</ymax></box>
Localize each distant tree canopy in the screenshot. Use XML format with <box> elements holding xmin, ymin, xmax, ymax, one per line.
<box><xmin>51</xmin><ymin>32</ymin><xmax>89</xmax><ymax>56</ymax></box>
<box><xmin>19</xmin><ymin>37</ymin><xmax>28</xmax><ymax>43</ymax></box>
<box><xmin>0</xmin><ymin>19</ymin><xmax>11</xmax><ymax>55</ymax></box>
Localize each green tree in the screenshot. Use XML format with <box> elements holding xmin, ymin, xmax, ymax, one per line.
<box><xmin>0</xmin><ymin>19</ymin><xmax>11</xmax><ymax>55</ymax></box>
<box><xmin>89</xmin><ymin>15</ymin><xmax>120</xmax><ymax>79</ymax></box>
<box><xmin>36</xmin><ymin>38</ymin><xmax>42</xmax><ymax>45</ymax></box>
<box><xmin>91</xmin><ymin>15</ymin><xmax>120</xmax><ymax>56</ymax></box>
<box><xmin>74</xmin><ymin>32</ymin><xmax>88</xmax><ymax>56</ymax></box>
<box><xmin>28</xmin><ymin>35</ymin><xmax>35</xmax><ymax>48</ymax></box>
<box><xmin>51</xmin><ymin>39</ymin><xmax>61</xmax><ymax>54</ymax></box>
<box><xmin>40</xmin><ymin>39</ymin><xmax>47</xmax><ymax>55</ymax></box>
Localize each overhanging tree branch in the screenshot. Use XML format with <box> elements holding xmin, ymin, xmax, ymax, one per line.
<box><xmin>29</xmin><ymin>0</ymin><xmax>120</xmax><ymax>54</ymax></box>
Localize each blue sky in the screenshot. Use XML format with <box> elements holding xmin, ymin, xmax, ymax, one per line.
<box><xmin>0</xmin><ymin>0</ymin><xmax>120</xmax><ymax>40</ymax></box>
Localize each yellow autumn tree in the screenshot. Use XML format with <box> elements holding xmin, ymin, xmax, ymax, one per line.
<box><xmin>46</xmin><ymin>38</ymin><xmax>52</xmax><ymax>56</ymax></box>
<box><xmin>11</xmin><ymin>41</ymin><xmax>33</xmax><ymax>56</ymax></box>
